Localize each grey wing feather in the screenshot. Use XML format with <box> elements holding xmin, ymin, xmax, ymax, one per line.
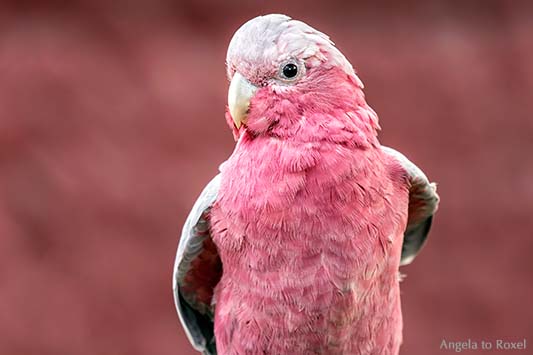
<box><xmin>381</xmin><ymin>146</ymin><xmax>439</xmax><ymax>266</ymax></box>
<box><xmin>173</xmin><ymin>174</ymin><xmax>221</xmax><ymax>355</ymax></box>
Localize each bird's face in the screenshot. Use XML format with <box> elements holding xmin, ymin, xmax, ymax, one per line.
<box><xmin>225</xmin><ymin>14</ymin><xmax>365</xmax><ymax>139</ymax></box>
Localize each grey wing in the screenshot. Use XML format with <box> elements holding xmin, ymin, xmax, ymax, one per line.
<box><xmin>173</xmin><ymin>174</ymin><xmax>222</xmax><ymax>355</ymax></box>
<box><xmin>381</xmin><ymin>146</ymin><xmax>440</xmax><ymax>266</ymax></box>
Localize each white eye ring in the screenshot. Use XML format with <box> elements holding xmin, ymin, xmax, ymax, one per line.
<box><xmin>277</xmin><ymin>59</ymin><xmax>305</xmax><ymax>82</ymax></box>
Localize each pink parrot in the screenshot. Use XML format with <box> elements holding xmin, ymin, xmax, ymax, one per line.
<box><xmin>173</xmin><ymin>14</ymin><xmax>439</xmax><ymax>355</ymax></box>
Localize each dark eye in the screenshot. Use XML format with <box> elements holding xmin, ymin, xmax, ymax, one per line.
<box><xmin>282</xmin><ymin>63</ymin><xmax>298</xmax><ymax>78</ymax></box>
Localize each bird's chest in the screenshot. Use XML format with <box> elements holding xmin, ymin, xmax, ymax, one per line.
<box><xmin>210</xmin><ymin>138</ymin><xmax>396</xmax><ymax>281</ymax></box>
<box><xmin>209</xmin><ymin>139</ymin><xmax>403</xmax><ymax>354</ymax></box>
<box><xmin>212</xmin><ymin>140</ymin><xmax>365</xmax><ymax>261</ymax></box>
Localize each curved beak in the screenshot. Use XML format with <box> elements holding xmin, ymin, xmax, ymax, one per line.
<box><xmin>228</xmin><ymin>72</ymin><xmax>258</xmax><ymax>128</ymax></box>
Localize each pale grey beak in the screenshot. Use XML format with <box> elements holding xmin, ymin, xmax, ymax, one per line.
<box><xmin>228</xmin><ymin>72</ymin><xmax>258</xmax><ymax>128</ymax></box>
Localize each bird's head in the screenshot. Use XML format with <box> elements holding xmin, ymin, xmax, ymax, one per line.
<box><xmin>225</xmin><ymin>14</ymin><xmax>378</xmax><ymax>144</ymax></box>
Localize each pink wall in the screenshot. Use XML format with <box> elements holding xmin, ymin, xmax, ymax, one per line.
<box><xmin>0</xmin><ymin>1</ymin><xmax>531</xmax><ymax>354</ymax></box>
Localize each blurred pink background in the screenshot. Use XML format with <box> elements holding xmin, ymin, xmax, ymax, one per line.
<box><xmin>1</xmin><ymin>1</ymin><xmax>532</xmax><ymax>354</ymax></box>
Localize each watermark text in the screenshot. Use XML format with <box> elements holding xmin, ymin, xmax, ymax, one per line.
<box><xmin>440</xmin><ymin>338</ymin><xmax>527</xmax><ymax>352</ymax></box>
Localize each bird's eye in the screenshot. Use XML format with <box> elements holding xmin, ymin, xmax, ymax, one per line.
<box><xmin>277</xmin><ymin>60</ymin><xmax>304</xmax><ymax>83</ymax></box>
<box><xmin>282</xmin><ymin>63</ymin><xmax>298</xmax><ymax>79</ymax></box>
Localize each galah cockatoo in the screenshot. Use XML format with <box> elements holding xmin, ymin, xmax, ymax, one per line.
<box><xmin>173</xmin><ymin>14</ymin><xmax>439</xmax><ymax>355</ymax></box>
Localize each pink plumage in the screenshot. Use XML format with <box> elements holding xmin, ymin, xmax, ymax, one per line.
<box><xmin>173</xmin><ymin>14</ymin><xmax>439</xmax><ymax>355</ymax></box>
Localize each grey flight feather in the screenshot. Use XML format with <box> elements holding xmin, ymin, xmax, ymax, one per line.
<box><xmin>173</xmin><ymin>174</ymin><xmax>221</xmax><ymax>355</ymax></box>
<box><xmin>381</xmin><ymin>146</ymin><xmax>439</xmax><ymax>266</ymax></box>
